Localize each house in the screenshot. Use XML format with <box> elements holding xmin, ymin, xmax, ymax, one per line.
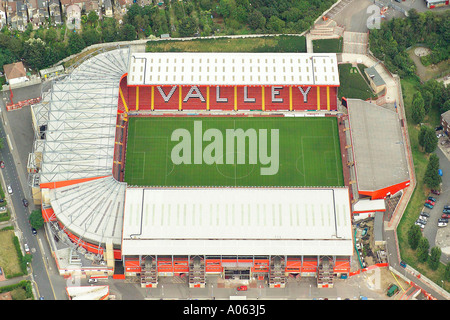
<box><xmin>84</xmin><ymin>0</ymin><xmax>100</xmax><ymax>16</ymax></box>
<box><xmin>16</xmin><ymin>0</ymin><xmax>28</xmax><ymax>30</ymax></box>
<box><xmin>26</xmin><ymin>0</ymin><xmax>48</xmax><ymax>28</ymax></box>
<box><xmin>60</xmin><ymin>0</ymin><xmax>89</xmax><ymax>13</ymax></box>
<box><xmin>103</xmin><ymin>0</ymin><xmax>112</xmax><ymax>17</ymax></box>
<box><xmin>3</xmin><ymin>62</ymin><xmax>29</xmax><ymax>85</ymax></box>
<box><xmin>116</xmin><ymin>0</ymin><xmax>132</xmax><ymax>15</ymax></box>
<box><xmin>364</xmin><ymin>66</ymin><xmax>386</xmax><ymax>95</ymax></box>
<box><xmin>48</xmin><ymin>0</ymin><xmax>62</xmax><ymax>25</ymax></box>
<box><xmin>441</xmin><ymin>110</ymin><xmax>450</xmax><ymax>136</ymax></box>
<box><xmin>5</xmin><ymin>0</ymin><xmax>17</xmax><ymax>27</ymax></box>
<box><xmin>0</xmin><ymin>4</ymin><xmax>6</xmax><ymax>28</ymax></box>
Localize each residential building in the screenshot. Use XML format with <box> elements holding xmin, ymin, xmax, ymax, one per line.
<box><xmin>48</xmin><ymin>0</ymin><xmax>62</xmax><ymax>25</ymax></box>
<box><xmin>3</xmin><ymin>61</ymin><xmax>29</xmax><ymax>85</ymax></box>
<box><xmin>441</xmin><ymin>110</ymin><xmax>450</xmax><ymax>136</ymax></box>
<box><xmin>103</xmin><ymin>0</ymin><xmax>112</xmax><ymax>17</ymax></box>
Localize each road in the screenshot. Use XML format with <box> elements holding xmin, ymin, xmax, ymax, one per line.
<box><xmin>0</xmin><ymin>84</ymin><xmax>60</xmax><ymax>300</ymax></box>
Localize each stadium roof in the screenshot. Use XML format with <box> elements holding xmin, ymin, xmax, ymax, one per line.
<box><xmin>347</xmin><ymin>99</ymin><xmax>410</xmax><ymax>192</ymax></box>
<box><xmin>127</xmin><ymin>52</ymin><xmax>340</xmax><ymax>87</ymax></box>
<box><xmin>121</xmin><ymin>187</ymin><xmax>353</xmax><ymax>256</ymax></box>
<box><xmin>33</xmin><ymin>48</ymin><xmax>130</xmax><ymax>184</ymax></box>
<box><xmin>48</xmin><ymin>176</ymin><xmax>127</xmax><ymax>246</ymax></box>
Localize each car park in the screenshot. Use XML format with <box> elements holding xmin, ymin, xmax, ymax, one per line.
<box><xmin>7</xmin><ymin>185</ymin><xmax>12</xmax><ymax>194</ymax></box>
<box><xmin>431</xmin><ymin>190</ymin><xmax>440</xmax><ymax>195</ymax></box>
<box><xmin>424</xmin><ymin>203</ymin><xmax>433</xmax><ymax>209</ymax></box>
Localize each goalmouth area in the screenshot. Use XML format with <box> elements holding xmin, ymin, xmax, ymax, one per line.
<box><xmin>124</xmin><ymin>116</ymin><xmax>344</xmax><ymax>188</ymax></box>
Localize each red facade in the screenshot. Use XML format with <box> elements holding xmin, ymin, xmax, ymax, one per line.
<box><xmin>119</xmin><ymin>76</ymin><xmax>338</xmax><ymax>112</ymax></box>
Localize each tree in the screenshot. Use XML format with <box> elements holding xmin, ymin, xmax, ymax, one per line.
<box><xmin>248</xmin><ymin>10</ymin><xmax>266</xmax><ymax>31</ymax></box>
<box><xmin>29</xmin><ymin>209</ymin><xmax>44</xmax><ymax>230</ymax></box>
<box><xmin>428</xmin><ymin>246</ymin><xmax>441</xmax><ymax>270</ymax></box>
<box><xmin>266</xmin><ymin>16</ymin><xmax>285</xmax><ymax>33</ymax></box>
<box><xmin>178</xmin><ymin>16</ymin><xmax>197</xmax><ymax>37</ymax></box>
<box><xmin>408</xmin><ymin>225</ymin><xmax>422</xmax><ymax>250</ymax></box>
<box><xmin>134</xmin><ymin>14</ymin><xmax>150</xmax><ymax>35</ymax></box>
<box><xmin>445</xmin><ymin>263</ymin><xmax>450</xmax><ymax>282</ymax></box>
<box><xmin>418</xmin><ymin>125</ymin><xmax>438</xmax><ymax>153</ymax></box>
<box><xmin>424</xmin><ymin>153</ymin><xmax>442</xmax><ymax>190</ymax></box>
<box><xmin>87</xmin><ymin>11</ymin><xmax>99</xmax><ymax>27</ymax></box>
<box><xmin>442</xmin><ymin>100</ymin><xmax>450</xmax><ymax>113</ymax></box>
<box><xmin>67</xmin><ymin>31</ymin><xmax>86</xmax><ymax>55</ymax></box>
<box><xmin>101</xmin><ymin>17</ymin><xmax>119</xmax><ymax>42</ymax></box>
<box><xmin>411</xmin><ymin>91</ymin><xmax>425</xmax><ymax>124</ymax></box>
<box><xmin>421</xmin><ymin>90</ymin><xmax>433</xmax><ymax>114</ymax></box>
<box><xmin>82</xmin><ymin>28</ymin><xmax>101</xmax><ymax>47</ymax></box>
<box><xmin>23</xmin><ymin>38</ymin><xmax>47</xmax><ymax>70</ymax></box>
<box><xmin>44</xmin><ymin>27</ymin><xmax>58</xmax><ymax>44</ymax></box>
<box><xmin>417</xmin><ymin>237</ymin><xmax>430</xmax><ymax>263</ymax></box>
<box><xmin>120</xmin><ymin>24</ymin><xmax>137</xmax><ymax>41</ymax></box>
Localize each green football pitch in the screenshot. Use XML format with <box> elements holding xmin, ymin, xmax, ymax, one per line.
<box><xmin>124</xmin><ymin>117</ymin><xmax>344</xmax><ymax>187</ymax></box>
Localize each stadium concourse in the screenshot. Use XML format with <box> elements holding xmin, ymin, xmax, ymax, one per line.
<box><xmin>26</xmin><ymin>47</ymin><xmax>409</xmax><ymax>290</ymax></box>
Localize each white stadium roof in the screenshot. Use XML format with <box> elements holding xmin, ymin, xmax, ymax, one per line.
<box><xmin>122</xmin><ymin>188</ymin><xmax>353</xmax><ymax>256</ymax></box>
<box><xmin>127</xmin><ymin>52</ymin><xmax>340</xmax><ymax>87</ymax></box>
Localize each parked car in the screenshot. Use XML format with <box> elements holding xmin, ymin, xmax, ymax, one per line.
<box><xmin>431</xmin><ymin>189</ymin><xmax>441</xmax><ymax>195</ymax></box>
<box><xmin>7</xmin><ymin>185</ymin><xmax>12</xmax><ymax>194</ymax></box>
<box><xmin>0</xmin><ymin>161</ymin><xmax>4</xmax><ymax>169</ymax></box>
<box><xmin>237</xmin><ymin>285</ymin><xmax>248</xmax><ymax>291</ymax></box>
<box><xmin>438</xmin><ymin>221</ymin><xmax>448</xmax><ymax>227</ymax></box>
<box><xmin>415</xmin><ymin>221</ymin><xmax>425</xmax><ymax>229</ymax></box>
<box><xmin>400</xmin><ymin>261</ymin><xmax>407</xmax><ymax>268</ymax></box>
<box><xmin>24</xmin><ymin>243</ymin><xmax>30</xmax><ymax>254</ymax></box>
<box><xmin>22</xmin><ymin>199</ymin><xmax>28</xmax><ymax>207</ymax></box>
<box><xmin>442</xmin><ymin>213</ymin><xmax>450</xmax><ymax>219</ymax></box>
<box><xmin>418</xmin><ymin>218</ymin><xmax>427</xmax><ymax>225</ymax></box>
<box><xmin>0</xmin><ymin>206</ymin><xmax>6</xmax><ymax>213</ymax></box>
<box><xmin>88</xmin><ymin>278</ymin><xmax>98</xmax><ymax>284</ymax></box>
<box><xmin>425</xmin><ymin>200</ymin><xmax>435</xmax><ymax>206</ymax></box>
<box><xmin>428</xmin><ymin>197</ymin><xmax>436</xmax><ymax>202</ymax></box>
<box><xmin>424</xmin><ymin>203</ymin><xmax>434</xmax><ymax>209</ymax></box>
<box><xmin>31</xmin><ymin>227</ymin><xmax>37</xmax><ymax>236</ymax></box>
<box><xmin>438</xmin><ymin>218</ymin><xmax>448</xmax><ymax>223</ymax></box>
<box><xmin>444</xmin><ymin>205</ymin><xmax>450</xmax><ymax>210</ymax></box>
<box><xmin>420</xmin><ymin>212</ymin><xmax>430</xmax><ymax>218</ymax></box>
<box><xmin>443</xmin><ymin>208</ymin><xmax>450</xmax><ymax>214</ymax></box>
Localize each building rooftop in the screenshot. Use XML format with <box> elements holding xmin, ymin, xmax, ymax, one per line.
<box><xmin>364</xmin><ymin>66</ymin><xmax>385</xmax><ymax>87</ymax></box>
<box><xmin>347</xmin><ymin>99</ymin><xmax>410</xmax><ymax>192</ymax></box>
<box><xmin>3</xmin><ymin>61</ymin><xmax>26</xmax><ymax>80</ymax></box>
<box><xmin>127</xmin><ymin>52</ymin><xmax>340</xmax><ymax>87</ymax></box>
<box><xmin>121</xmin><ymin>187</ymin><xmax>353</xmax><ymax>256</ymax></box>
<box><xmin>442</xmin><ymin>110</ymin><xmax>450</xmax><ymax>123</ymax></box>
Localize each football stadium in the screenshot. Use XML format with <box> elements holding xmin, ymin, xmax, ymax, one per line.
<box><xmin>27</xmin><ymin>47</ymin><xmax>410</xmax><ymax>289</ymax></box>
